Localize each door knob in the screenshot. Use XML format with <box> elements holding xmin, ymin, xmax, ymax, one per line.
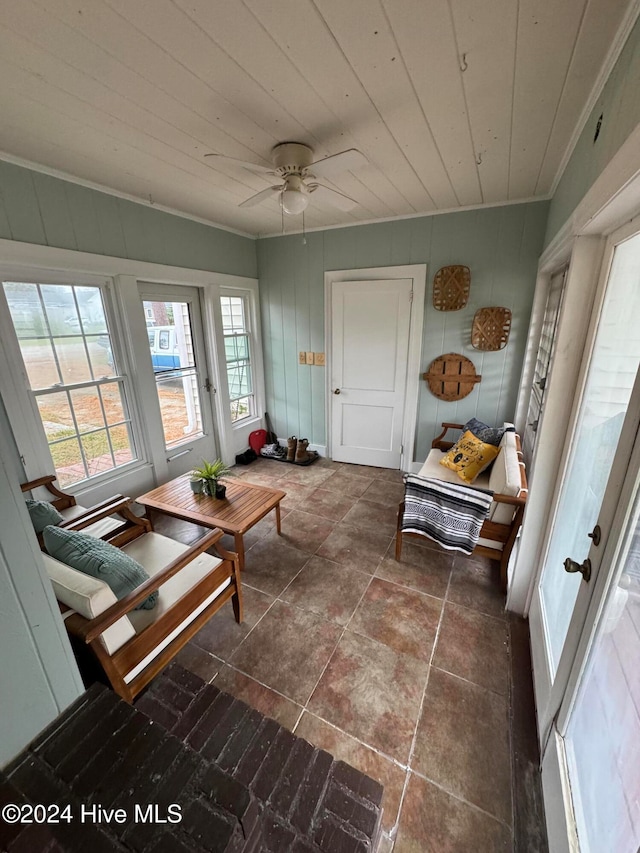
<box><xmin>333</xmin><ymin>388</ymin><xmax>341</xmax><ymax>395</ymax></box>
<box><xmin>563</xmin><ymin>557</ymin><xmax>592</xmax><ymax>582</ymax></box>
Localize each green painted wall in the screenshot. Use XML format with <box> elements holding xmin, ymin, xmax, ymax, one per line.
<box><xmin>546</xmin><ymin>16</ymin><xmax>640</xmax><ymax>245</ymax></box>
<box><xmin>257</xmin><ymin>201</ymin><xmax>549</xmax><ymax>462</ymax></box>
<box><xmin>0</xmin><ymin>160</ymin><xmax>257</xmax><ymax>277</ymax></box>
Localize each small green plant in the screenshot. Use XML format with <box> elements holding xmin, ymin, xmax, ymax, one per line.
<box><xmin>190</xmin><ymin>458</ymin><xmax>234</xmax><ymax>482</ymax></box>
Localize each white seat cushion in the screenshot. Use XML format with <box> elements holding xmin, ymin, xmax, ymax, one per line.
<box><xmin>488</xmin><ymin>430</ymin><xmax>523</xmax><ymax>524</ymax></box>
<box><xmin>121</xmin><ymin>532</ymin><xmax>225</xmax><ymax>633</ymax></box>
<box><xmin>59</xmin><ymin>504</ymin><xmax>123</xmax><ymax>539</ymax></box>
<box><xmin>41</xmin><ymin>553</ymin><xmax>136</xmax><ymax>654</ymax></box>
<box><xmin>419</xmin><ymin>437</ymin><xmax>521</xmax><ymax>526</ymax></box>
<box><xmin>418</xmin><ymin>449</ymin><xmax>492</xmax><ymax>489</ymax></box>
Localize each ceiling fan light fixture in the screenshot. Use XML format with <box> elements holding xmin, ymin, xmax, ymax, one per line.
<box><xmin>280</xmin><ymin>186</ymin><xmax>309</xmax><ymax>216</ymax></box>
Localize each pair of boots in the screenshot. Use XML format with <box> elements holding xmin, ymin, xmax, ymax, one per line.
<box><xmin>287</xmin><ymin>436</ymin><xmax>310</xmax><ymax>463</ymax></box>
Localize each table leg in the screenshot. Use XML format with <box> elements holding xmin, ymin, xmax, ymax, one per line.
<box><xmin>234</xmin><ymin>532</ymin><xmax>245</xmax><ymax>571</ymax></box>
<box><xmin>275</xmin><ymin>502</ymin><xmax>282</xmax><ymax>535</ymax></box>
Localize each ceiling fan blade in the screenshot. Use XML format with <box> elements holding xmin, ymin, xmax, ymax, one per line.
<box><xmin>238</xmin><ymin>186</ymin><xmax>282</xmax><ymax>208</ymax></box>
<box><xmin>204</xmin><ymin>153</ymin><xmax>274</xmax><ymax>175</ymax></box>
<box><xmin>307</xmin><ymin>148</ymin><xmax>368</xmax><ymax>179</ymax></box>
<box><xmin>307</xmin><ymin>183</ymin><xmax>357</xmax><ymax>211</ymax></box>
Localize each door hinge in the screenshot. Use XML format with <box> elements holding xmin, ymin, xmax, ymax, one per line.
<box><xmin>400</xmin><ymin>445</ymin><xmax>404</xmax><ymax>455</ymax></box>
<box><xmin>204</xmin><ymin>377</ymin><xmax>215</xmax><ymax>393</ymax></box>
<box><xmin>409</xmin><ymin>289</ymin><xmax>414</xmax><ymax>303</ymax></box>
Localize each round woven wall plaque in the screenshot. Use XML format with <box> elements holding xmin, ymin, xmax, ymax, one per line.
<box><xmin>471</xmin><ymin>306</ymin><xmax>512</xmax><ymax>351</ymax></box>
<box><xmin>423</xmin><ymin>353</ymin><xmax>482</xmax><ymax>401</ymax></box>
<box><xmin>433</xmin><ymin>265</ymin><xmax>470</xmax><ymax>311</ymax></box>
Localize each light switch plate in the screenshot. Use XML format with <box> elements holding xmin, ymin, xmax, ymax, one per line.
<box><xmin>314</xmin><ymin>352</ymin><xmax>325</xmax><ymax>366</ymax></box>
<box><xmin>306</xmin><ymin>351</ymin><xmax>314</xmax><ymax>364</ymax></box>
<box><xmin>299</xmin><ymin>351</ymin><xmax>306</xmax><ymax>364</ymax></box>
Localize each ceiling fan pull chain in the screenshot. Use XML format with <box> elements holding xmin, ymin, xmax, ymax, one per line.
<box><xmin>302</xmin><ymin>209</ymin><xmax>307</xmax><ymax>245</ymax></box>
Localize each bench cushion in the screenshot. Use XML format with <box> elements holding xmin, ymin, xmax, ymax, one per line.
<box><xmin>121</xmin><ymin>533</ymin><xmax>225</xmax><ymax>633</ymax></box>
<box><xmin>43</xmin><ymin>525</ymin><xmax>158</xmax><ymax>611</ymax></box>
<box><xmin>488</xmin><ymin>430</ymin><xmax>523</xmax><ymax>524</ymax></box>
<box><xmin>41</xmin><ymin>553</ymin><xmax>136</xmax><ymax>655</ymax></box>
<box><xmin>59</xmin><ymin>504</ymin><xmax>124</xmax><ymax>539</ymax></box>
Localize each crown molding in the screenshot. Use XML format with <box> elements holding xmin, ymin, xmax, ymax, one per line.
<box><xmin>257</xmin><ymin>195</ymin><xmax>551</xmax><ymax>240</ymax></box>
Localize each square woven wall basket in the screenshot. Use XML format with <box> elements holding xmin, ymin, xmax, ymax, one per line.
<box><xmin>433</xmin><ymin>265</ymin><xmax>470</xmax><ymax>311</ymax></box>
<box><xmin>471</xmin><ymin>307</ymin><xmax>512</xmax><ymax>351</ymax></box>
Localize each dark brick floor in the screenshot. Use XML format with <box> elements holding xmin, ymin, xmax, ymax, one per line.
<box><xmin>1</xmin><ymin>663</ymin><xmax>384</xmax><ymax>853</ymax></box>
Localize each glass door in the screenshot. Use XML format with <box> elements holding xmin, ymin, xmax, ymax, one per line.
<box><xmin>530</xmin><ymin>226</ymin><xmax>640</xmax><ymax>739</ymax></box>
<box><xmin>138</xmin><ymin>283</ymin><xmax>217</xmax><ymax>480</ymax></box>
<box><xmin>543</xmin><ymin>395</ymin><xmax>640</xmax><ymax>852</ymax></box>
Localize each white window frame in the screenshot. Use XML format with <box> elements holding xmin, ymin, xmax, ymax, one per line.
<box><xmin>0</xmin><ymin>239</ymin><xmax>262</xmax><ymax>490</ymax></box>
<box><xmin>206</xmin><ymin>279</ymin><xmax>266</xmax><ymax>462</ymax></box>
<box><xmin>220</xmin><ymin>291</ymin><xmax>256</xmax><ymax>425</ymax></box>
<box><xmin>0</xmin><ymin>267</ymin><xmax>146</xmax><ymax>494</ymax></box>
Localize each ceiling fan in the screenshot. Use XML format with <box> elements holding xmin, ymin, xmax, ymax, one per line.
<box><xmin>205</xmin><ymin>142</ymin><xmax>368</xmax><ymax>215</ymax></box>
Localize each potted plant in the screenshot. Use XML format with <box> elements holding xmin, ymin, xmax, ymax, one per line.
<box><xmin>190</xmin><ymin>458</ymin><xmax>234</xmax><ymax>498</ymax></box>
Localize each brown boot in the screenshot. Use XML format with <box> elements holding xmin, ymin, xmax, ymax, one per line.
<box><xmin>287</xmin><ymin>436</ymin><xmax>297</xmax><ymax>462</ymax></box>
<box><xmin>295</xmin><ymin>438</ymin><xmax>310</xmax><ymax>463</ymax></box>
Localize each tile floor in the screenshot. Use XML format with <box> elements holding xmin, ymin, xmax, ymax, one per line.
<box><xmin>149</xmin><ymin>456</ymin><xmax>542</xmax><ymax>852</ymax></box>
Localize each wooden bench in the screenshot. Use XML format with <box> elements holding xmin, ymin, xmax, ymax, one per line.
<box><xmin>396</xmin><ymin>422</ymin><xmax>528</xmax><ymax>589</ymax></box>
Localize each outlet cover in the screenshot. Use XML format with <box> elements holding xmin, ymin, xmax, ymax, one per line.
<box><xmin>299</xmin><ymin>351</ymin><xmax>306</xmax><ymax>364</ymax></box>
<box><xmin>306</xmin><ymin>351</ymin><xmax>314</xmax><ymax>364</ymax></box>
<box><xmin>314</xmin><ymin>352</ymin><xmax>325</xmax><ymax>366</ymax></box>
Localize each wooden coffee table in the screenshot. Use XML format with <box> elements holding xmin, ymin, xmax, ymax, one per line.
<box><xmin>137</xmin><ymin>477</ymin><xmax>286</xmax><ymax>570</ymax></box>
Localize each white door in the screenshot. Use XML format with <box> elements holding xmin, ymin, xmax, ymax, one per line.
<box><xmin>542</xmin><ymin>382</ymin><xmax>640</xmax><ymax>852</ymax></box>
<box><xmin>138</xmin><ymin>283</ymin><xmax>217</xmax><ymax>481</ymax></box>
<box><xmin>529</xmin><ymin>226</ymin><xmax>640</xmax><ymax>744</ymax></box>
<box><xmin>330</xmin><ymin>279</ymin><xmax>412</xmax><ymax>467</ymax></box>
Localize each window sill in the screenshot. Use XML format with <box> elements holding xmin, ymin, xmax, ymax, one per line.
<box><xmin>231</xmin><ymin>414</ymin><xmax>262</xmax><ymax>431</ymax></box>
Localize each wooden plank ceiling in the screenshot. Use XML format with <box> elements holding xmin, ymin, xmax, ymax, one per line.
<box><xmin>0</xmin><ymin>0</ymin><xmax>633</xmax><ymax>236</ymax></box>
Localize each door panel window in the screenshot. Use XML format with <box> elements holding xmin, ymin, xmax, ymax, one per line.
<box><xmin>540</xmin><ymin>233</ymin><xmax>640</xmax><ymax>673</ymax></box>
<box><xmin>143</xmin><ymin>300</ymin><xmax>204</xmax><ymax>448</ymax></box>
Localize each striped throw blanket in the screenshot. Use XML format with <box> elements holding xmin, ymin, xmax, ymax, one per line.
<box><xmin>401</xmin><ymin>475</ymin><xmax>493</xmax><ymax>555</ymax></box>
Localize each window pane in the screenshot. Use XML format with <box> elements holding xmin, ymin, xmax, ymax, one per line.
<box><xmin>231</xmin><ymin>396</ymin><xmax>252</xmax><ymax>423</ymax></box>
<box><xmin>69</xmin><ymin>388</ymin><xmax>108</xmax><ymax>433</ymax></box>
<box><xmin>221</xmin><ymin>296</ymin><xmax>246</xmax><ymax>333</ymax></box>
<box><xmin>224</xmin><ymin>335</ymin><xmax>249</xmax><ymax>361</ymax></box>
<box><xmin>155</xmin><ymin>371</ymin><xmax>203</xmax><ymax>447</ymax></box>
<box><xmin>49</xmin><ymin>437</ymin><xmax>85</xmax><ymax>486</ymax></box>
<box><xmin>143</xmin><ymin>300</ymin><xmax>196</xmax><ymax>371</ymax></box>
<box><xmin>87</xmin><ymin>335</ymin><xmax>116</xmax><ymax>379</ymax></box>
<box><xmin>100</xmin><ymin>382</ymin><xmax>127</xmax><ymax>425</ymax></box>
<box><xmin>19</xmin><ymin>338</ymin><xmax>61</xmax><ymax>388</ymax></box>
<box><xmin>109</xmin><ymin>424</ymin><xmax>135</xmax><ymax>466</ymax></box>
<box><xmin>227</xmin><ymin>364</ymin><xmax>252</xmax><ymax>399</ymax></box>
<box><xmin>82</xmin><ymin>430</ymin><xmax>115</xmax><ymax>476</ymax></box>
<box><xmin>75</xmin><ymin>286</ymin><xmax>108</xmax><ymax>334</ymax></box>
<box><xmin>3</xmin><ymin>283</ymin><xmax>48</xmax><ymax>338</ymax></box>
<box><xmin>36</xmin><ymin>392</ymin><xmax>74</xmax><ymax>440</ymax></box>
<box><xmin>40</xmin><ymin>284</ymin><xmax>76</xmax><ymax>336</ymax></box>
<box><xmin>55</xmin><ymin>336</ymin><xmax>93</xmax><ymax>384</ymax></box>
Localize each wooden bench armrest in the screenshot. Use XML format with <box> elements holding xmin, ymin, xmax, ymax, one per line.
<box><xmin>59</xmin><ymin>495</ymin><xmax>129</xmax><ymax>529</ymax></box>
<box><xmin>432</xmin><ymin>422</ymin><xmax>464</xmax><ymax>450</ymax></box>
<box><xmin>21</xmin><ymin>474</ymin><xmax>58</xmax><ymax>493</ymax></box>
<box><xmin>491</xmin><ymin>491</ymin><xmax>527</xmax><ymax>507</ymax></box>
<box><xmin>78</xmin><ymin>528</ymin><xmax>227</xmax><ymax>643</ymax></box>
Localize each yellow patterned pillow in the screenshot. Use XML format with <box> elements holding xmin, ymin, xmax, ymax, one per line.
<box><xmin>439</xmin><ymin>430</ymin><xmax>500</xmax><ymax>484</ymax></box>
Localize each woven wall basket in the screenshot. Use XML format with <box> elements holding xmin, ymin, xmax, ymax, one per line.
<box><xmin>433</xmin><ymin>265</ymin><xmax>471</xmax><ymax>311</ymax></box>
<box><xmin>471</xmin><ymin>306</ymin><xmax>512</xmax><ymax>351</ymax></box>
<box><xmin>423</xmin><ymin>353</ymin><xmax>482</xmax><ymax>401</ymax></box>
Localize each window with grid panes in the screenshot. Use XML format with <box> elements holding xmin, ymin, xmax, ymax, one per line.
<box><xmin>2</xmin><ymin>281</ymin><xmax>137</xmax><ymax>488</ymax></box>
<box><xmin>220</xmin><ymin>295</ymin><xmax>254</xmax><ymax>423</ymax></box>
<box><xmin>523</xmin><ymin>268</ymin><xmax>567</xmax><ymax>462</ymax></box>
